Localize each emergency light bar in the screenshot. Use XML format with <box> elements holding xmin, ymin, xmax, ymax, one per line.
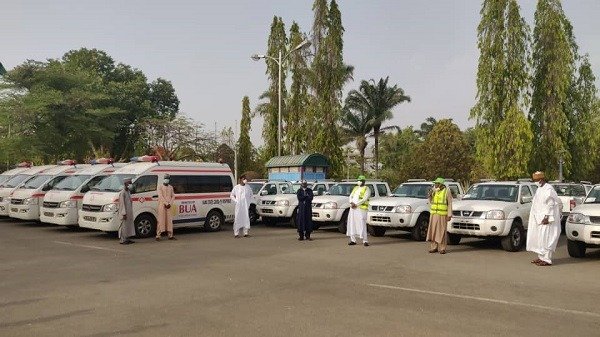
<box><xmin>16</xmin><ymin>162</ymin><xmax>32</xmax><ymax>168</ymax></box>
<box><xmin>58</xmin><ymin>159</ymin><xmax>77</xmax><ymax>166</ymax></box>
<box><xmin>130</xmin><ymin>155</ymin><xmax>159</xmax><ymax>163</ymax></box>
<box><xmin>89</xmin><ymin>158</ymin><xmax>114</xmax><ymax>165</ymax></box>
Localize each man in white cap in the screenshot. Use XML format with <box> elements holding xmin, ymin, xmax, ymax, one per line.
<box><xmin>117</xmin><ymin>178</ymin><xmax>136</xmax><ymax>245</ymax></box>
<box><xmin>527</xmin><ymin>171</ymin><xmax>562</xmax><ymax>266</ymax></box>
<box><xmin>230</xmin><ymin>175</ymin><xmax>253</xmax><ymax>238</ymax></box>
<box><xmin>347</xmin><ymin>175</ymin><xmax>370</xmax><ymax>246</ymax></box>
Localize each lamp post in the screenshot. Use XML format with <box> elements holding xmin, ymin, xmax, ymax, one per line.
<box><xmin>251</xmin><ymin>39</ymin><xmax>311</xmax><ymax>157</ymax></box>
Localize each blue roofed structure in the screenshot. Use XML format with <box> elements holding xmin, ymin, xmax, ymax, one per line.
<box><xmin>265</xmin><ymin>153</ymin><xmax>329</xmax><ymax>181</ymax></box>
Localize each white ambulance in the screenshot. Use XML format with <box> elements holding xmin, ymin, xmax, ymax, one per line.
<box><xmin>9</xmin><ymin>161</ymin><xmax>87</xmax><ymax>221</ymax></box>
<box><xmin>0</xmin><ymin>165</ymin><xmax>57</xmax><ymax>217</ymax></box>
<box><xmin>0</xmin><ymin>163</ymin><xmax>33</xmax><ymax>186</ymax></box>
<box><xmin>78</xmin><ymin>156</ymin><xmax>235</xmax><ymax>238</ymax></box>
<box><xmin>40</xmin><ymin>159</ymin><xmax>127</xmax><ymax>227</ymax></box>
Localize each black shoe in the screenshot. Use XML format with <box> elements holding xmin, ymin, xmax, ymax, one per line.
<box><xmin>298</xmin><ymin>237</ymin><xmax>305</xmax><ymax>241</ymax></box>
<box><xmin>168</xmin><ymin>237</ymin><xmax>177</xmax><ymax>240</ymax></box>
<box><xmin>306</xmin><ymin>237</ymin><xmax>313</xmax><ymax>241</ymax></box>
<box><xmin>364</xmin><ymin>242</ymin><xmax>370</xmax><ymax>247</ymax></box>
<box><xmin>348</xmin><ymin>241</ymin><xmax>357</xmax><ymax>246</ymax></box>
<box><xmin>120</xmin><ymin>240</ymin><xmax>134</xmax><ymax>245</ymax></box>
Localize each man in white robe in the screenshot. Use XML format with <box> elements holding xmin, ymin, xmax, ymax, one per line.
<box><xmin>526</xmin><ymin>171</ymin><xmax>562</xmax><ymax>266</ymax></box>
<box><xmin>347</xmin><ymin>175</ymin><xmax>370</xmax><ymax>246</ymax></box>
<box><xmin>230</xmin><ymin>175</ymin><xmax>253</xmax><ymax>238</ymax></box>
<box><xmin>117</xmin><ymin>179</ymin><xmax>136</xmax><ymax>245</ymax></box>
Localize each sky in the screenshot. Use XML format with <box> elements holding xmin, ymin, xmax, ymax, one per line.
<box><xmin>2</xmin><ymin>0</ymin><xmax>599</xmax><ymax>146</ymax></box>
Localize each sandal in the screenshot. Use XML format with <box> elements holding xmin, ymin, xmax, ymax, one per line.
<box><xmin>439</xmin><ymin>250</ymin><xmax>446</xmax><ymax>255</ymax></box>
<box><xmin>536</xmin><ymin>261</ymin><xmax>552</xmax><ymax>266</ymax></box>
<box><xmin>531</xmin><ymin>259</ymin><xmax>541</xmax><ymax>264</ymax></box>
<box><xmin>428</xmin><ymin>249</ymin><xmax>438</xmax><ymax>253</ymax></box>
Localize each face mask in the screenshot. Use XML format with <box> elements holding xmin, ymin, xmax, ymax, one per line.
<box><xmin>163</xmin><ymin>179</ymin><xmax>169</xmax><ymax>185</ymax></box>
<box><xmin>358</xmin><ymin>181</ymin><xmax>364</xmax><ymax>186</ymax></box>
<box><xmin>535</xmin><ymin>181</ymin><xmax>542</xmax><ymax>187</ymax></box>
<box><xmin>242</xmin><ymin>179</ymin><xmax>247</xmax><ymax>184</ymax></box>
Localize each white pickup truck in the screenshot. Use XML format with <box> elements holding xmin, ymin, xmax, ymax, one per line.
<box><xmin>257</xmin><ymin>181</ymin><xmax>335</xmax><ymax>227</ymax></box>
<box><xmin>311</xmin><ymin>180</ymin><xmax>391</xmax><ymax>232</ymax></box>
<box><xmin>566</xmin><ymin>184</ymin><xmax>600</xmax><ymax>258</ymax></box>
<box><xmin>448</xmin><ymin>181</ymin><xmax>537</xmax><ymax>252</ymax></box>
<box><xmin>367</xmin><ymin>179</ymin><xmax>464</xmax><ymax>240</ymax></box>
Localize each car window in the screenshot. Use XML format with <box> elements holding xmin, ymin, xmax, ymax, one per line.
<box><xmin>553</xmin><ymin>184</ymin><xmax>586</xmax><ymax>197</ymax></box>
<box><xmin>520</xmin><ymin>185</ymin><xmax>532</xmax><ymax>200</ymax></box>
<box><xmin>263</xmin><ymin>183</ymin><xmax>278</xmax><ymax>195</ymax></box>
<box><xmin>376</xmin><ymin>184</ymin><xmax>388</xmax><ymax>196</ymax></box>
<box><xmin>462</xmin><ymin>184</ymin><xmax>519</xmax><ymax>202</ymax></box>
<box><xmin>314</xmin><ymin>184</ymin><xmax>326</xmax><ymax>196</ymax></box>
<box><xmin>366</xmin><ymin>185</ymin><xmax>376</xmax><ymax>197</ymax></box>
<box><xmin>131</xmin><ymin>175</ymin><xmax>158</xmax><ymax>194</ymax></box>
<box><xmin>392</xmin><ymin>183</ymin><xmax>431</xmax><ymax>199</ymax></box>
<box><xmin>448</xmin><ymin>184</ymin><xmax>460</xmax><ymax>198</ymax></box>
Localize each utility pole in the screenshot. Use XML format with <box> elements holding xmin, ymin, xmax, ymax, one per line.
<box><xmin>234</xmin><ymin>120</ymin><xmax>238</xmax><ymax>182</ymax></box>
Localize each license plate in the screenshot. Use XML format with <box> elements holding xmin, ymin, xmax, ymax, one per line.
<box><xmin>11</xmin><ymin>208</ymin><xmax>18</xmax><ymax>212</ymax></box>
<box><xmin>83</xmin><ymin>216</ymin><xmax>97</xmax><ymax>222</ymax></box>
<box><xmin>44</xmin><ymin>212</ymin><xmax>54</xmax><ymax>217</ymax></box>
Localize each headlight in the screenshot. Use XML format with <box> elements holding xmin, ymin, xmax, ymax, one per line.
<box><xmin>102</xmin><ymin>203</ymin><xmax>118</xmax><ymax>212</ymax></box>
<box><xmin>59</xmin><ymin>200</ymin><xmax>77</xmax><ymax>208</ymax></box>
<box><xmin>568</xmin><ymin>213</ymin><xmax>587</xmax><ymax>224</ymax></box>
<box><xmin>323</xmin><ymin>202</ymin><xmax>338</xmax><ymax>209</ymax></box>
<box><xmin>395</xmin><ymin>205</ymin><xmax>412</xmax><ymax>213</ymax></box>
<box><xmin>24</xmin><ymin>197</ymin><xmax>39</xmax><ymax>205</ymax></box>
<box><xmin>275</xmin><ymin>200</ymin><xmax>290</xmax><ymax>206</ymax></box>
<box><xmin>486</xmin><ymin>210</ymin><xmax>505</xmax><ymax>220</ymax></box>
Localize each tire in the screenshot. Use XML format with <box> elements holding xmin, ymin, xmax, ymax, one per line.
<box><xmin>249</xmin><ymin>205</ymin><xmax>259</xmax><ymax>225</ymax></box>
<box><xmin>411</xmin><ymin>214</ymin><xmax>430</xmax><ymax>241</ymax></box>
<box><xmin>448</xmin><ymin>233</ymin><xmax>462</xmax><ymax>245</ymax></box>
<box><xmin>567</xmin><ymin>239</ymin><xmax>586</xmax><ymax>258</ymax></box>
<box><xmin>368</xmin><ymin>225</ymin><xmax>387</xmax><ymax>237</ymax></box>
<box><xmin>134</xmin><ymin>214</ymin><xmax>156</xmax><ymax>238</ymax></box>
<box><xmin>338</xmin><ymin>209</ymin><xmax>349</xmax><ymax>233</ymax></box>
<box><xmin>204</xmin><ymin>210</ymin><xmax>224</xmax><ymax>232</ymax></box>
<box><xmin>501</xmin><ymin>221</ymin><xmax>525</xmax><ymax>252</ymax></box>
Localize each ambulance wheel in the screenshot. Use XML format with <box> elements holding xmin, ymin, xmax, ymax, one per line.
<box><xmin>411</xmin><ymin>214</ymin><xmax>429</xmax><ymax>241</ymax></box>
<box><xmin>567</xmin><ymin>239</ymin><xmax>586</xmax><ymax>258</ymax></box>
<box><xmin>501</xmin><ymin>221</ymin><xmax>524</xmax><ymax>252</ymax></box>
<box><xmin>205</xmin><ymin>210</ymin><xmax>223</xmax><ymax>232</ymax></box>
<box><xmin>338</xmin><ymin>210</ymin><xmax>349</xmax><ymax>233</ymax></box>
<box><xmin>249</xmin><ymin>205</ymin><xmax>259</xmax><ymax>225</ymax></box>
<box><xmin>134</xmin><ymin>214</ymin><xmax>156</xmax><ymax>238</ymax></box>
<box><xmin>368</xmin><ymin>225</ymin><xmax>386</xmax><ymax>237</ymax></box>
<box><xmin>448</xmin><ymin>233</ymin><xmax>462</xmax><ymax>245</ymax></box>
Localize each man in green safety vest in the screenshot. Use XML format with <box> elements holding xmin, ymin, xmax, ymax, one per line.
<box><xmin>347</xmin><ymin>175</ymin><xmax>371</xmax><ymax>246</ymax></box>
<box><xmin>426</xmin><ymin>177</ymin><xmax>453</xmax><ymax>254</ymax></box>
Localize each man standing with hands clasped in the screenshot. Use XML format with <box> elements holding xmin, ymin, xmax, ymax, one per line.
<box><xmin>347</xmin><ymin>175</ymin><xmax>370</xmax><ymax>246</ymax></box>
<box><xmin>230</xmin><ymin>175</ymin><xmax>253</xmax><ymax>238</ymax></box>
<box><xmin>426</xmin><ymin>177</ymin><xmax>452</xmax><ymax>254</ymax></box>
<box><xmin>156</xmin><ymin>174</ymin><xmax>176</xmax><ymax>241</ymax></box>
<box><xmin>296</xmin><ymin>180</ymin><xmax>314</xmax><ymax>241</ymax></box>
<box><xmin>527</xmin><ymin>171</ymin><xmax>562</xmax><ymax>266</ymax></box>
<box><xmin>117</xmin><ymin>178</ymin><xmax>136</xmax><ymax>245</ymax></box>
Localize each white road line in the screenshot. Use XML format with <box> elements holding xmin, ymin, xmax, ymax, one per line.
<box><xmin>367</xmin><ymin>283</ymin><xmax>600</xmax><ymax>318</ymax></box>
<box><xmin>53</xmin><ymin>241</ymin><xmax>126</xmax><ymax>253</ymax></box>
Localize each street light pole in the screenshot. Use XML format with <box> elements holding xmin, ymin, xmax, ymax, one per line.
<box><xmin>251</xmin><ymin>40</ymin><xmax>311</xmax><ymax>158</ymax></box>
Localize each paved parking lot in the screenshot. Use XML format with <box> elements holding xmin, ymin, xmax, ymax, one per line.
<box><xmin>1</xmin><ymin>218</ymin><xmax>599</xmax><ymax>337</ymax></box>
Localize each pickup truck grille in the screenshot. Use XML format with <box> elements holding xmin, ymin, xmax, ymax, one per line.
<box><xmin>453</xmin><ymin>211</ymin><xmax>483</xmax><ymax>218</ymax></box>
<box><xmin>312</xmin><ymin>212</ymin><xmax>319</xmax><ymax>218</ymax></box>
<box><xmin>370</xmin><ymin>206</ymin><xmax>394</xmax><ymax>212</ymax></box>
<box><xmin>261</xmin><ymin>208</ymin><xmax>274</xmax><ymax>214</ymax></box>
<box><xmin>10</xmin><ymin>199</ymin><xmax>23</xmax><ymax>205</ymax></box>
<box><xmin>82</xmin><ymin>204</ymin><xmax>102</xmax><ymax>212</ymax></box>
<box><xmin>261</xmin><ymin>200</ymin><xmax>276</xmax><ymax>205</ymax></box>
<box><xmin>452</xmin><ymin>223</ymin><xmax>480</xmax><ymax>230</ymax></box>
<box><xmin>43</xmin><ymin>201</ymin><xmax>60</xmax><ymax>208</ymax></box>
<box><xmin>591</xmin><ymin>231</ymin><xmax>600</xmax><ymax>239</ymax></box>
<box><xmin>588</xmin><ymin>216</ymin><xmax>600</xmax><ymax>224</ymax></box>
<box><xmin>312</xmin><ymin>203</ymin><xmax>322</xmax><ymax>208</ymax></box>
<box><xmin>370</xmin><ymin>215</ymin><xmax>391</xmax><ymax>223</ymax></box>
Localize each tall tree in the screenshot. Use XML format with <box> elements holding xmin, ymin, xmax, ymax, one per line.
<box><xmin>237</xmin><ymin>96</ymin><xmax>254</xmax><ymax>174</ymax></box>
<box><xmin>285</xmin><ymin>22</ymin><xmax>310</xmax><ymax>155</ymax></box>
<box><xmin>529</xmin><ymin>0</ymin><xmax>577</xmax><ymax>178</ymax></box>
<box><xmin>471</xmin><ymin>0</ymin><xmax>532</xmax><ymax>179</ymax></box>
<box><xmin>344</xmin><ymin>77</ymin><xmax>411</xmax><ymax>178</ymax></box>
<box><xmin>415</xmin><ymin>116</ymin><xmax>438</xmax><ymax>140</ymax></box>
<box><xmin>308</xmin><ymin>0</ymin><xmax>353</xmax><ymax>178</ymax></box>
<box><xmin>339</xmin><ymin>108</ymin><xmax>371</xmax><ymax>173</ymax></box>
<box><xmin>257</xmin><ymin>16</ymin><xmax>288</xmax><ymax>159</ymax></box>
<box><xmin>149</xmin><ymin>78</ymin><xmax>179</xmax><ymax>119</ymax></box>
<box><xmin>567</xmin><ymin>55</ymin><xmax>599</xmax><ymax>180</ymax></box>
<box><xmin>378</xmin><ymin>127</ymin><xmax>422</xmax><ymax>187</ymax></box>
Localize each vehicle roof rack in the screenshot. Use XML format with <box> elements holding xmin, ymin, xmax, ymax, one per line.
<box><xmin>517</xmin><ymin>178</ymin><xmax>533</xmax><ymax>182</ymax></box>
<box><xmin>406</xmin><ymin>179</ymin><xmax>427</xmax><ymax>182</ymax></box>
<box><xmin>580</xmin><ymin>180</ymin><xmax>592</xmax><ymax>184</ymax></box>
<box><xmin>479</xmin><ymin>179</ymin><xmax>495</xmax><ymax>182</ymax></box>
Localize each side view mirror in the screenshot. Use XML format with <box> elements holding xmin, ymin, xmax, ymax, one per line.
<box><xmin>457</xmin><ymin>194</ymin><xmax>464</xmax><ymax>200</ymax></box>
<box><xmin>521</xmin><ymin>196</ymin><xmax>533</xmax><ymax>204</ymax></box>
<box><xmin>260</xmin><ymin>190</ymin><xmax>268</xmax><ymax>196</ymax></box>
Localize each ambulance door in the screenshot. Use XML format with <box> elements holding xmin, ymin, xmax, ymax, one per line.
<box><xmin>130</xmin><ymin>175</ymin><xmax>159</xmax><ymax>221</ymax></box>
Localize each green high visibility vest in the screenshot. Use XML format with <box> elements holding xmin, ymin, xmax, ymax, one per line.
<box><xmin>351</xmin><ymin>185</ymin><xmax>369</xmax><ymax>210</ymax></box>
<box><xmin>430</xmin><ymin>188</ymin><xmax>448</xmax><ymax>216</ymax></box>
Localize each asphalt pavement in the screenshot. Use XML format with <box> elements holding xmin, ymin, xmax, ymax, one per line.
<box><xmin>0</xmin><ymin>218</ymin><xmax>599</xmax><ymax>337</ymax></box>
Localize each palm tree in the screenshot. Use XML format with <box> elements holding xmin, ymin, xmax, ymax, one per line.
<box><xmin>415</xmin><ymin>117</ymin><xmax>438</xmax><ymax>140</ymax></box>
<box><xmin>340</xmin><ymin>108</ymin><xmax>372</xmax><ymax>173</ymax></box>
<box><xmin>344</xmin><ymin>77</ymin><xmax>411</xmax><ymax>177</ymax></box>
